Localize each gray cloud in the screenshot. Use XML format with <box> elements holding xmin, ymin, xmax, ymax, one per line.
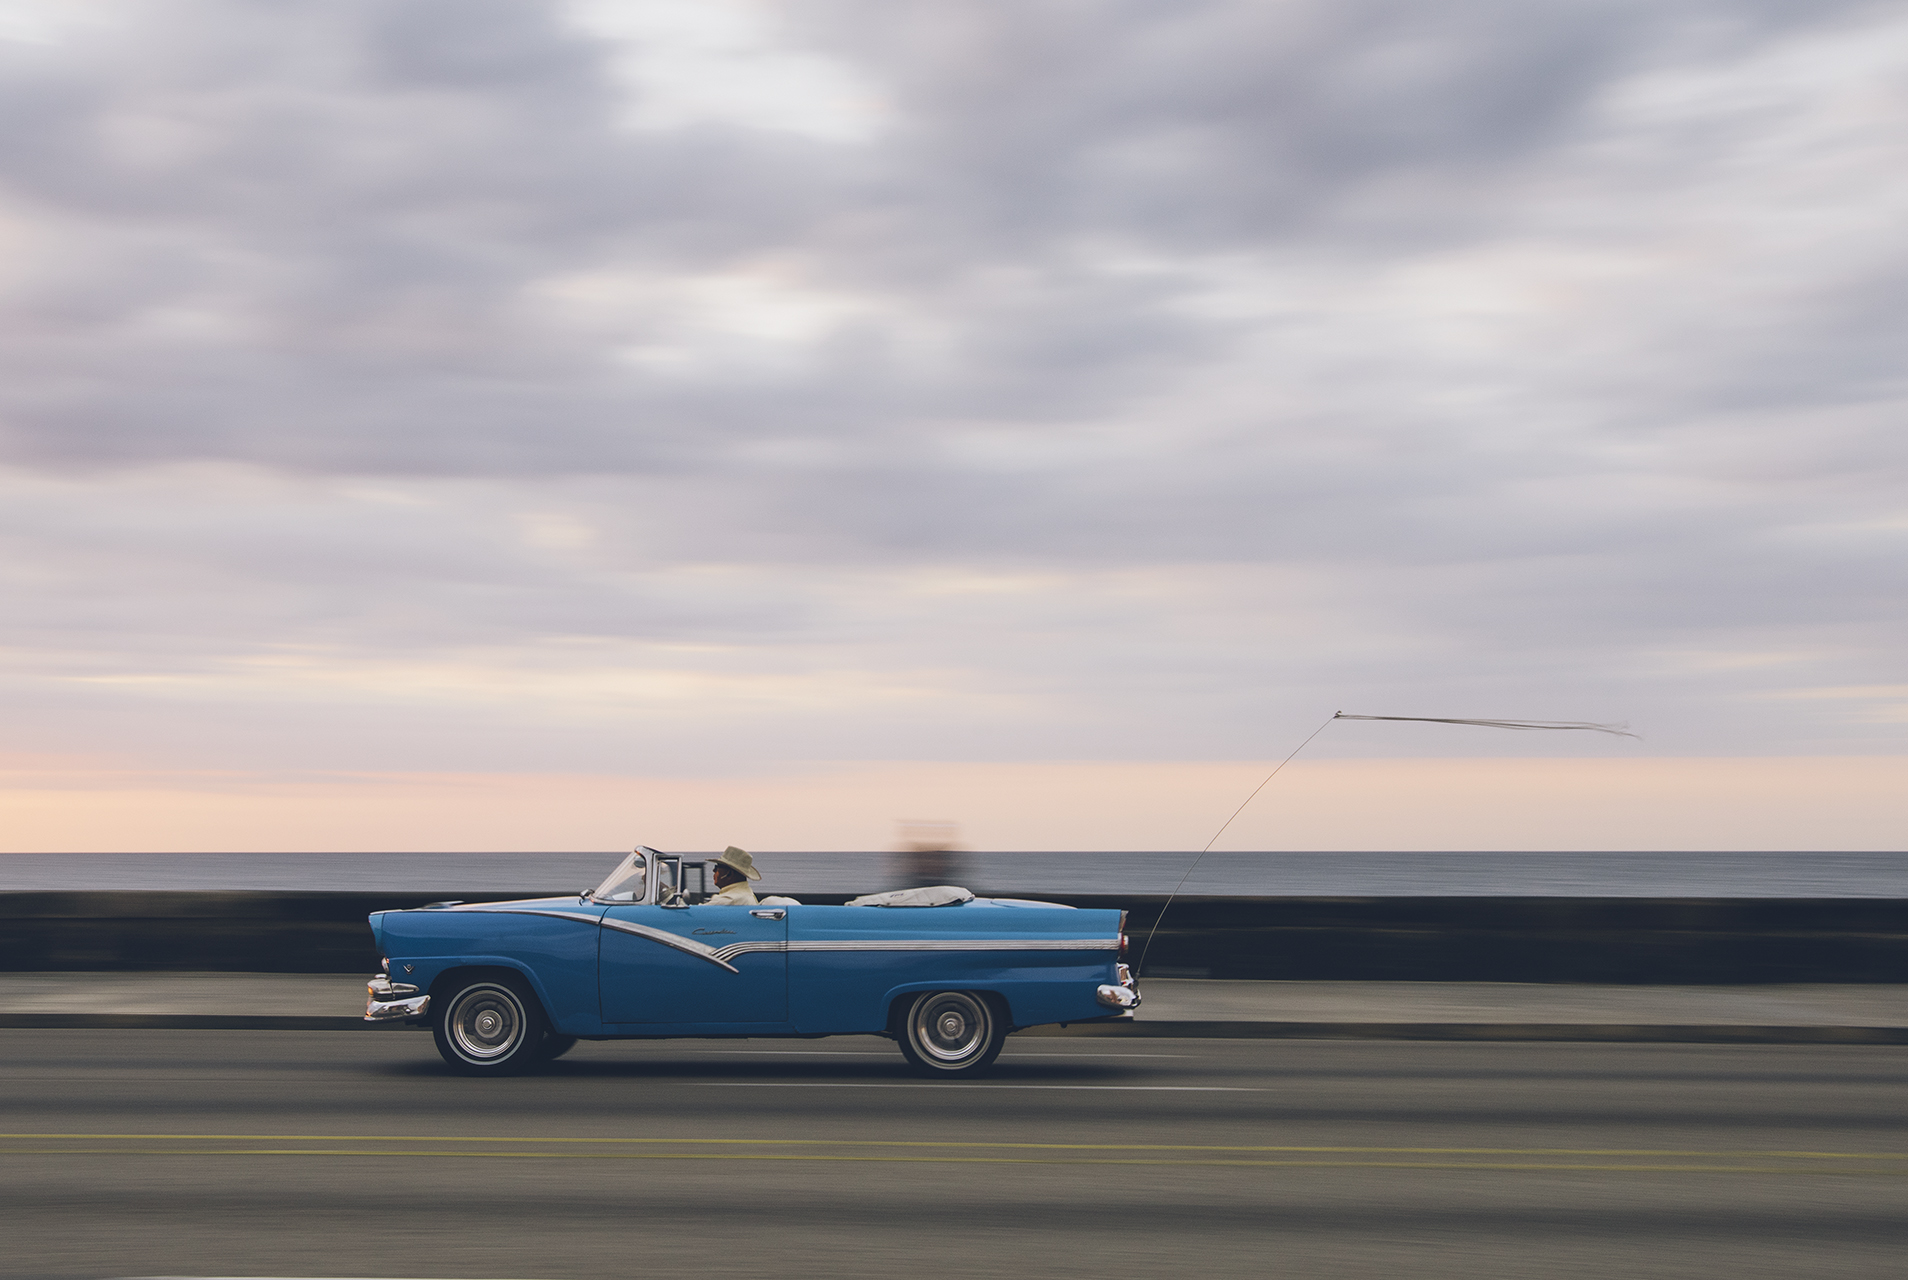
<box><xmin>0</xmin><ymin>0</ymin><xmax>1830</xmax><ymax>475</ymax></box>
<box><xmin>0</xmin><ymin>0</ymin><xmax>1903</xmax><ymax>775</ymax></box>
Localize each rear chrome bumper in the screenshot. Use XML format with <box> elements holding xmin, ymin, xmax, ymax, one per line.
<box><xmin>1096</xmin><ymin>963</ymin><xmax>1141</xmax><ymax>1010</ymax></box>
<box><xmin>365</xmin><ymin>974</ymin><xmax>430</xmax><ymax>1022</ymax></box>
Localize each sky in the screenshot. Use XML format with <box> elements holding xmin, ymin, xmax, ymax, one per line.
<box><xmin>0</xmin><ymin>0</ymin><xmax>1904</xmax><ymax>851</ymax></box>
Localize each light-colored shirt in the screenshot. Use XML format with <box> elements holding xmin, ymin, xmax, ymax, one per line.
<box><xmin>705</xmin><ymin>881</ymin><xmax>758</xmax><ymax>906</ymax></box>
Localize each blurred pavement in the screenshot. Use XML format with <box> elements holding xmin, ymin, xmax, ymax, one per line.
<box><xmin>12</xmin><ymin>1031</ymin><xmax>1908</xmax><ymax>1278</ymax></box>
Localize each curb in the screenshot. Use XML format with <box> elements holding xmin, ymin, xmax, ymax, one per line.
<box><xmin>0</xmin><ymin>1014</ymin><xmax>382</xmax><ymax>1030</ymax></box>
<box><xmin>1026</xmin><ymin>1020</ymin><xmax>1908</xmax><ymax>1044</ymax></box>
<box><xmin>5</xmin><ymin>1014</ymin><xmax>1908</xmax><ymax>1043</ymax></box>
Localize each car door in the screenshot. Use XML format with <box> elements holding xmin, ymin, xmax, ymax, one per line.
<box><xmin>598</xmin><ymin>903</ymin><xmax>789</xmax><ymax>1025</ymax></box>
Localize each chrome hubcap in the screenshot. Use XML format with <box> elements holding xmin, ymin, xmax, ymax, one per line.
<box><xmin>449</xmin><ymin>985</ymin><xmax>523</xmax><ymax>1061</ymax></box>
<box><xmin>912</xmin><ymin>992</ymin><xmax>990</xmax><ymax>1065</ymax></box>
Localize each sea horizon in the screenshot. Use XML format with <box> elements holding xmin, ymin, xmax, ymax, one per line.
<box><xmin>3</xmin><ymin>848</ymin><xmax>1906</xmax><ymax>897</ymax></box>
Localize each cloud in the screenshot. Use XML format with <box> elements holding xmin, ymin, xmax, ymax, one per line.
<box><xmin>0</xmin><ymin>0</ymin><xmax>1903</xmax><ymax>790</ymax></box>
<box><xmin>4</xmin><ymin>0</ymin><xmax>1874</xmax><ymax>480</ymax></box>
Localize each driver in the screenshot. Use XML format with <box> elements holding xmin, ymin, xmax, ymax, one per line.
<box><xmin>705</xmin><ymin>846</ymin><xmax>762</xmax><ymax>906</ymax></box>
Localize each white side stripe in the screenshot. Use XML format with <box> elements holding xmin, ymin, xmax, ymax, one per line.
<box><xmin>601</xmin><ymin>918</ymin><xmax>741</xmax><ymax>972</ymax></box>
<box><xmin>709</xmin><ymin>938</ymin><xmax>1118</xmax><ymax>964</ymax></box>
<box><xmin>451</xmin><ymin>908</ymin><xmax>740</xmax><ymax>972</ymax></box>
<box><xmin>789</xmin><ymin>938</ymin><xmax>1119</xmax><ymax>950</ymax></box>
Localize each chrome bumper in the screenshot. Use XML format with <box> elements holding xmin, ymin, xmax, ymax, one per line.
<box><xmin>365</xmin><ymin>974</ymin><xmax>430</xmax><ymax>1023</ymax></box>
<box><xmin>1096</xmin><ymin>962</ymin><xmax>1141</xmax><ymax>1010</ymax></box>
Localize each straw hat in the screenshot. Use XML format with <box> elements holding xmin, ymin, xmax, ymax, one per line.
<box><xmin>711</xmin><ymin>846</ymin><xmax>762</xmax><ymax>881</ymax></box>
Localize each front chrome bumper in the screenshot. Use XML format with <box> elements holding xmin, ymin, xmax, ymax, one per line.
<box><xmin>365</xmin><ymin>974</ymin><xmax>430</xmax><ymax>1022</ymax></box>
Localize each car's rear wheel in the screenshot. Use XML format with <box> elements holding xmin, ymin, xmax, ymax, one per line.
<box><xmin>432</xmin><ymin>974</ymin><xmax>546</xmax><ymax>1076</ymax></box>
<box><xmin>895</xmin><ymin>990</ymin><xmax>1006</xmax><ymax>1077</ymax></box>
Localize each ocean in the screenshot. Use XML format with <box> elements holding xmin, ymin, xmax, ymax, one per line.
<box><xmin>2</xmin><ymin>849</ymin><xmax>1905</xmax><ymax>897</ymax></box>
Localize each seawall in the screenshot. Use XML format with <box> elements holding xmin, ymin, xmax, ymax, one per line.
<box><xmin>4</xmin><ymin>891</ymin><xmax>1906</xmax><ymax>982</ymax></box>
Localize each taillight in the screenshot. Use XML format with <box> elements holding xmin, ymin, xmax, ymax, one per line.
<box><xmin>1118</xmin><ymin>933</ymin><xmax>1130</xmax><ymax>956</ymax></box>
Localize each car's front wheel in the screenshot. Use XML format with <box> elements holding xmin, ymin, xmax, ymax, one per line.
<box><xmin>895</xmin><ymin>990</ymin><xmax>1006</xmax><ymax>1077</ymax></box>
<box><xmin>432</xmin><ymin>974</ymin><xmax>546</xmax><ymax>1076</ymax></box>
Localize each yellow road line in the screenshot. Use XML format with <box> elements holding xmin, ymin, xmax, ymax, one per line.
<box><xmin>2</xmin><ymin>1133</ymin><xmax>1905</xmax><ymax>1160</ymax></box>
<box><xmin>0</xmin><ymin>1147</ymin><xmax>1903</xmax><ymax>1173</ymax></box>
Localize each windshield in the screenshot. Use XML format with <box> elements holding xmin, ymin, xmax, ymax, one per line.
<box><xmin>592</xmin><ymin>851</ymin><xmax>649</xmax><ymax>903</ymax></box>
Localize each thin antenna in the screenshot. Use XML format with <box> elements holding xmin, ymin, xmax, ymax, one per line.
<box><xmin>1133</xmin><ymin>711</ymin><xmax>1338</xmax><ymax>979</ymax></box>
<box><xmin>1131</xmin><ymin>709</ymin><xmax>1639</xmax><ymax>978</ymax></box>
<box><xmin>1332</xmin><ymin>714</ymin><xmax>1638</xmax><ymax>738</ymax></box>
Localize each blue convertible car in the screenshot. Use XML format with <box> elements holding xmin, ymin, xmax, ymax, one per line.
<box><xmin>365</xmin><ymin>848</ymin><xmax>1140</xmax><ymax>1076</ymax></box>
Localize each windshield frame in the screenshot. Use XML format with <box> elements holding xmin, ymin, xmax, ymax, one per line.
<box><xmin>589</xmin><ymin>847</ymin><xmax>662</xmax><ymax>904</ymax></box>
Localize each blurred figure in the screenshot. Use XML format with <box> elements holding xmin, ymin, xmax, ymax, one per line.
<box><xmin>888</xmin><ymin>820</ymin><xmax>968</xmax><ymax>889</ymax></box>
<box><xmin>706</xmin><ymin>846</ymin><xmax>760</xmax><ymax>905</ymax></box>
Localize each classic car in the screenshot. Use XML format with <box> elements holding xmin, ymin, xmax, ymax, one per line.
<box><xmin>365</xmin><ymin>847</ymin><xmax>1140</xmax><ymax>1077</ymax></box>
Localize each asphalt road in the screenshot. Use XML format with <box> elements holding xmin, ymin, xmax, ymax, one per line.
<box><xmin>4</xmin><ymin>1029</ymin><xmax>1907</xmax><ymax>1279</ymax></box>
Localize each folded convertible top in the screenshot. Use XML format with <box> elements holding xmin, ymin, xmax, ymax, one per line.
<box><xmin>844</xmin><ymin>885</ymin><xmax>976</xmax><ymax>908</ymax></box>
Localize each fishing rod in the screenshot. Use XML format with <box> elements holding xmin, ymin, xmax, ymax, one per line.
<box><xmin>1131</xmin><ymin>710</ymin><xmax>1639</xmax><ymax>978</ymax></box>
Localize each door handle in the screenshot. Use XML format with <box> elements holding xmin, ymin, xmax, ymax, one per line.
<box><xmin>750</xmin><ymin>909</ymin><xmax>786</xmax><ymax>919</ymax></box>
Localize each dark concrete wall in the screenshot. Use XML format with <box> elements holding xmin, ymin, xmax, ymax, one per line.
<box><xmin>4</xmin><ymin>891</ymin><xmax>1907</xmax><ymax>982</ymax></box>
<box><xmin>1100</xmin><ymin>896</ymin><xmax>1908</xmax><ymax>983</ymax></box>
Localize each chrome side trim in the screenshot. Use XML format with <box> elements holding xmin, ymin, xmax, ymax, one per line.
<box><xmin>708</xmin><ymin>940</ymin><xmax>789</xmax><ymax>964</ymax></box>
<box><xmin>450</xmin><ymin>907</ymin><xmax>608</xmax><ymax>927</ymax></box>
<box><xmin>599</xmin><ymin>917</ymin><xmax>740</xmax><ymax>973</ymax></box>
<box><xmin>707</xmin><ymin>937</ymin><xmax>1120</xmax><ymax>965</ymax></box>
<box><xmin>414</xmin><ymin>906</ymin><xmax>742</xmax><ymax>974</ymax></box>
<box><xmin>787</xmin><ymin>938</ymin><xmax>1120</xmax><ymax>953</ymax></box>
